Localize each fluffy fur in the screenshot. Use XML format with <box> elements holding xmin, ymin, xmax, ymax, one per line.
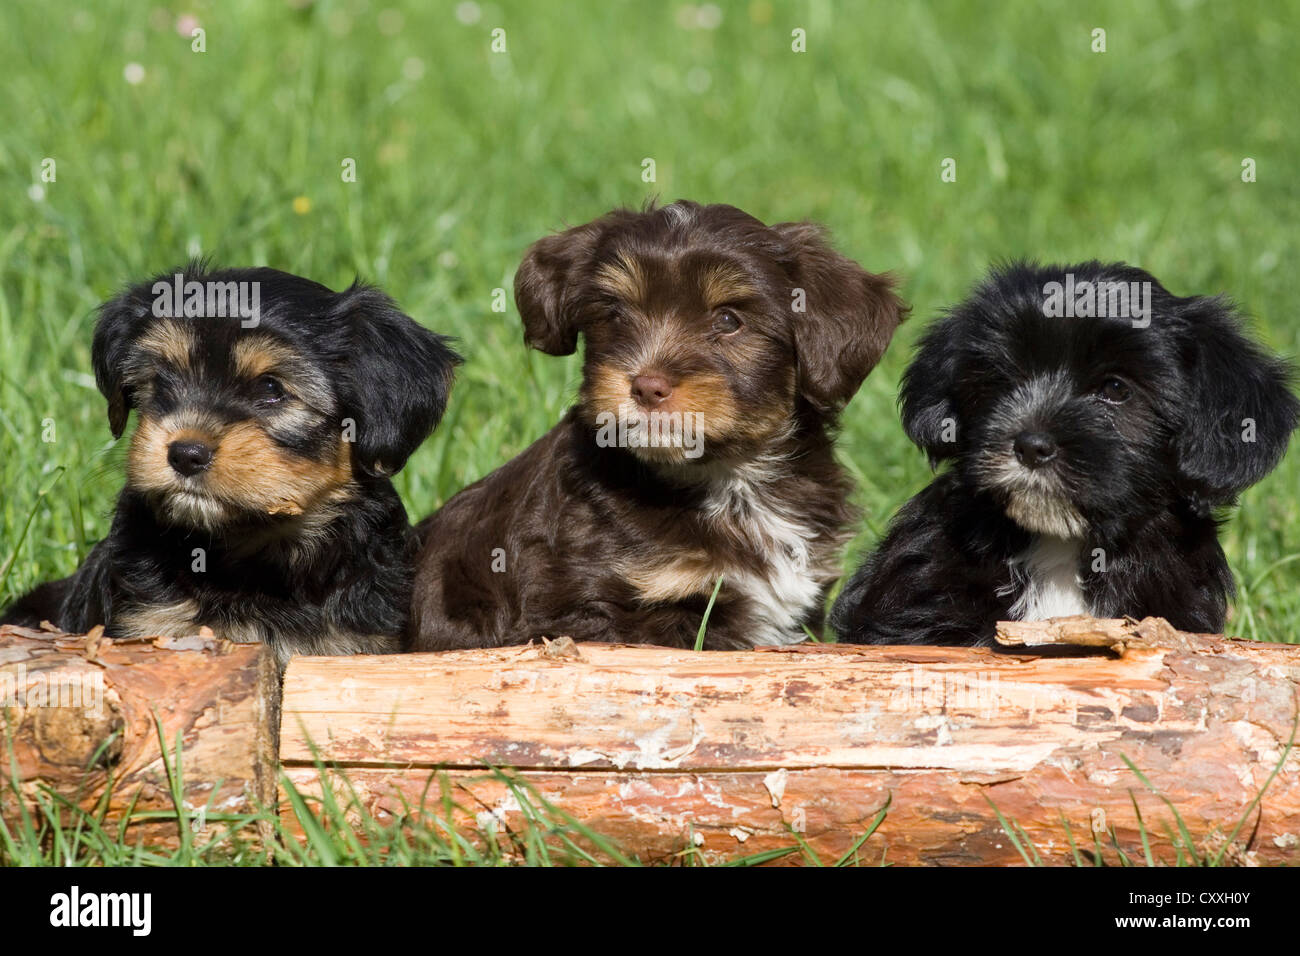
<box><xmin>832</xmin><ymin>261</ymin><xmax>1299</xmax><ymax>646</ymax></box>
<box><xmin>1</xmin><ymin>264</ymin><xmax>460</xmax><ymax>662</ymax></box>
<box><xmin>411</xmin><ymin>200</ymin><xmax>905</xmax><ymax>650</ymax></box>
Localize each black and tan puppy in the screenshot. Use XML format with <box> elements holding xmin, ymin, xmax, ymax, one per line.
<box><xmin>411</xmin><ymin>200</ymin><xmax>904</xmax><ymax>650</ymax></box>
<box><xmin>1</xmin><ymin>264</ymin><xmax>459</xmax><ymax>662</ymax></box>
<box><xmin>832</xmin><ymin>261</ymin><xmax>1299</xmax><ymax>646</ymax></box>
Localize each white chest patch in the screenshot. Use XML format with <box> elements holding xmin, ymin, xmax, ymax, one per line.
<box><xmin>705</xmin><ymin>472</ymin><xmax>822</xmax><ymax>646</ymax></box>
<box><xmin>1004</xmin><ymin>535</ymin><xmax>1091</xmax><ymax>621</ymax></box>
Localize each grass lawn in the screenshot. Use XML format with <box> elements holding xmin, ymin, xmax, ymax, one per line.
<box><xmin>1</xmin><ymin>0</ymin><xmax>1298</xmax><ymax>864</ymax></box>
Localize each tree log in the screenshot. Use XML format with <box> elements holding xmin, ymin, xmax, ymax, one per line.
<box><xmin>6</xmin><ymin>616</ymin><xmax>1299</xmax><ymax>864</ymax></box>
<box><xmin>279</xmin><ymin>619</ymin><xmax>1300</xmax><ymax>865</ymax></box>
<box><xmin>0</xmin><ymin>624</ymin><xmax>276</xmax><ymax>850</ymax></box>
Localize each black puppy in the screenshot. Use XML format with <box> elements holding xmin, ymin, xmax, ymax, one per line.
<box><xmin>832</xmin><ymin>261</ymin><xmax>1298</xmax><ymax>645</ymax></box>
<box><xmin>1</xmin><ymin>264</ymin><xmax>459</xmax><ymax>662</ymax></box>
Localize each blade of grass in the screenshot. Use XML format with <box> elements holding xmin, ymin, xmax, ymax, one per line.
<box><xmin>694</xmin><ymin>574</ymin><xmax>724</xmax><ymax>651</ymax></box>
<box><xmin>984</xmin><ymin>795</ymin><xmax>1042</xmax><ymax>866</ymax></box>
<box><xmin>1122</xmin><ymin>754</ymin><xmax>1201</xmax><ymax>864</ymax></box>
<box><xmin>1059</xmin><ymin>814</ymin><xmax>1087</xmax><ymax>867</ymax></box>
<box><xmin>835</xmin><ymin>794</ymin><xmax>891</xmax><ymax>867</ymax></box>
<box><xmin>1129</xmin><ymin>791</ymin><xmax>1156</xmax><ymax>867</ymax></box>
<box><xmin>1211</xmin><ymin>711</ymin><xmax>1297</xmax><ymax>865</ymax></box>
<box><xmin>0</xmin><ymin>464</ymin><xmax>65</xmax><ymax>593</ymax></box>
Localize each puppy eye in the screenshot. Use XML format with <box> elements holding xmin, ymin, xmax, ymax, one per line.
<box><xmin>713</xmin><ymin>311</ymin><xmax>742</xmax><ymax>335</ymax></box>
<box><xmin>253</xmin><ymin>375</ymin><xmax>287</xmax><ymax>405</ymax></box>
<box><xmin>1097</xmin><ymin>377</ymin><xmax>1131</xmax><ymax>404</ymax></box>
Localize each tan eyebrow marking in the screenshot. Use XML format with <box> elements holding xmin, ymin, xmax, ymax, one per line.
<box><xmin>136</xmin><ymin>321</ymin><xmax>196</xmax><ymax>371</ymax></box>
<box><xmin>698</xmin><ymin>265</ymin><xmax>757</xmax><ymax>309</ymax></box>
<box><xmin>594</xmin><ymin>253</ymin><xmax>648</xmax><ymax>304</ymax></box>
<box><xmin>232</xmin><ymin>336</ymin><xmax>298</xmax><ymax>379</ymax></box>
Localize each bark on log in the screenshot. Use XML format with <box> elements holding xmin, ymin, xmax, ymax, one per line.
<box><xmin>279</xmin><ymin>619</ymin><xmax>1300</xmax><ymax>865</ymax></box>
<box><xmin>0</xmin><ymin>624</ymin><xmax>276</xmax><ymax>849</ymax></box>
<box><xmin>7</xmin><ymin>616</ymin><xmax>1299</xmax><ymax>864</ymax></box>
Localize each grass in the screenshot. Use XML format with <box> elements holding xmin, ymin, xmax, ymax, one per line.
<box><xmin>0</xmin><ymin>0</ymin><xmax>1298</xmax><ymax>864</ymax></box>
<box><xmin>0</xmin><ymin>716</ymin><xmax>817</xmax><ymax>866</ymax></box>
<box><xmin>0</xmin><ymin>0</ymin><xmax>1298</xmax><ymax>639</ymax></box>
<box><xmin>988</xmin><ymin>715</ymin><xmax>1298</xmax><ymax>867</ymax></box>
<box><xmin>3</xmin><ymin>714</ymin><xmax>1284</xmax><ymax>866</ymax></box>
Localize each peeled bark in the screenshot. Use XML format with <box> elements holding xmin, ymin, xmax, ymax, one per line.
<box><xmin>279</xmin><ymin>620</ymin><xmax>1300</xmax><ymax>865</ymax></box>
<box><xmin>6</xmin><ymin>616</ymin><xmax>1299</xmax><ymax>864</ymax></box>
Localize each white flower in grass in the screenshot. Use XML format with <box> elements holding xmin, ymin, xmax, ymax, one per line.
<box><xmin>677</xmin><ymin>4</ymin><xmax>723</xmax><ymax>30</ymax></box>
<box><xmin>697</xmin><ymin>4</ymin><xmax>723</xmax><ymax>29</ymax></box>
<box><xmin>456</xmin><ymin>2</ymin><xmax>482</xmax><ymax>25</ymax></box>
<box><xmin>123</xmin><ymin>62</ymin><xmax>146</xmax><ymax>85</ymax></box>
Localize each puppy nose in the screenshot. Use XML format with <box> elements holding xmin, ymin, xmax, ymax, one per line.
<box><xmin>1013</xmin><ymin>431</ymin><xmax>1058</xmax><ymax>469</ymax></box>
<box><xmin>167</xmin><ymin>440</ymin><xmax>213</xmax><ymax>477</ymax></box>
<box><xmin>631</xmin><ymin>374</ymin><xmax>673</xmax><ymax>409</ymax></box>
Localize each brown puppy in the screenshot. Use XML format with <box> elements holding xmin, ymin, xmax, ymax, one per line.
<box><xmin>411</xmin><ymin>200</ymin><xmax>905</xmax><ymax>650</ymax></box>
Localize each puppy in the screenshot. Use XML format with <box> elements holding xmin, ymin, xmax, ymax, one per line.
<box><xmin>832</xmin><ymin>261</ymin><xmax>1299</xmax><ymax>646</ymax></box>
<box><xmin>1</xmin><ymin>264</ymin><xmax>460</xmax><ymax>662</ymax></box>
<box><xmin>411</xmin><ymin>200</ymin><xmax>904</xmax><ymax>650</ymax></box>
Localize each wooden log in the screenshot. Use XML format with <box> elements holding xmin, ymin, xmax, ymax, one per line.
<box><xmin>279</xmin><ymin>619</ymin><xmax>1300</xmax><ymax>865</ymax></box>
<box><xmin>0</xmin><ymin>623</ymin><xmax>277</xmax><ymax>849</ymax></box>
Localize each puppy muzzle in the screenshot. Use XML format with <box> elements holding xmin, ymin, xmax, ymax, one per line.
<box><xmin>973</xmin><ymin>374</ymin><xmax>1089</xmax><ymax>538</ymax></box>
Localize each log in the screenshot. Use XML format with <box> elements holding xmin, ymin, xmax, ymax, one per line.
<box><xmin>6</xmin><ymin>616</ymin><xmax>1299</xmax><ymax>864</ymax></box>
<box><xmin>279</xmin><ymin>619</ymin><xmax>1300</xmax><ymax>865</ymax></box>
<box><xmin>0</xmin><ymin>623</ymin><xmax>277</xmax><ymax>849</ymax></box>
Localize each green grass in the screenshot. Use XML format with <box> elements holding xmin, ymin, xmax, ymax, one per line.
<box><xmin>988</xmin><ymin>714</ymin><xmax>1297</xmax><ymax>866</ymax></box>
<box><xmin>3</xmin><ymin>0</ymin><xmax>1298</xmax><ymax>639</ymax></box>
<box><xmin>4</xmin><ymin>714</ymin><xmax>1282</xmax><ymax>866</ymax></box>
<box><xmin>1</xmin><ymin>0</ymin><xmax>1298</xmax><ymax>638</ymax></box>
<box><xmin>0</xmin><ymin>716</ymin><xmax>816</xmax><ymax>866</ymax></box>
<box><xmin>0</xmin><ymin>0</ymin><xmax>1298</xmax><ymax>863</ymax></box>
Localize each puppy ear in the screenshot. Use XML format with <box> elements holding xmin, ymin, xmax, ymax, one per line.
<box><xmin>1174</xmin><ymin>298</ymin><xmax>1299</xmax><ymax>509</ymax></box>
<box><xmin>333</xmin><ymin>285</ymin><xmax>462</xmax><ymax>478</ymax></box>
<box><xmin>772</xmin><ymin>222</ymin><xmax>906</xmax><ymax>411</ymax></box>
<box><xmin>92</xmin><ymin>285</ymin><xmax>155</xmax><ymax>439</ymax></box>
<box><xmin>898</xmin><ymin>317</ymin><xmax>962</xmax><ymax>466</ymax></box>
<box><xmin>514</xmin><ymin>220</ymin><xmax>609</xmax><ymax>356</ymax></box>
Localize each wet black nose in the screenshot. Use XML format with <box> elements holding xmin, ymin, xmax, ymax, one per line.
<box><xmin>167</xmin><ymin>440</ymin><xmax>213</xmax><ymax>477</ymax></box>
<box><xmin>1013</xmin><ymin>431</ymin><xmax>1058</xmax><ymax>469</ymax></box>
